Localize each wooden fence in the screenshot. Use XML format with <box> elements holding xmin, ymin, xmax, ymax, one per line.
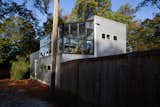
<box><xmin>59</xmin><ymin>50</ymin><xmax>160</xmax><ymax>107</ymax></box>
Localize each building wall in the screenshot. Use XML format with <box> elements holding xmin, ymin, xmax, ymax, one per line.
<box><xmin>30</xmin><ymin>15</ymin><xmax>127</xmax><ymax>85</ymax></box>
<box><xmin>94</xmin><ymin>16</ymin><xmax>126</xmax><ymax>57</ymax></box>
<box><xmin>30</xmin><ymin>51</ymin><xmax>39</xmax><ymax>78</ymax></box>
<box><xmin>30</xmin><ymin>52</ymin><xmax>52</xmax><ymax>85</ymax></box>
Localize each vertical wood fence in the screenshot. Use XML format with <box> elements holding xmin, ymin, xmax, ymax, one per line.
<box><xmin>59</xmin><ymin>50</ymin><xmax>160</xmax><ymax>107</ymax></box>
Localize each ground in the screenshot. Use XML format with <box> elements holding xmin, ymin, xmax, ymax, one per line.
<box><xmin>0</xmin><ymin>79</ymin><xmax>59</xmax><ymax>107</ymax></box>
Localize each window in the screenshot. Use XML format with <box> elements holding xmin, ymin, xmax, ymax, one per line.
<box><xmin>70</xmin><ymin>23</ymin><xmax>77</xmax><ymax>36</ymax></box>
<box><xmin>79</xmin><ymin>23</ymin><xmax>85</xmax><ymax>37</ymax></box>
<box><xmin>63</xmin><ymin>24</ymin><xmax>69</xmax><ymax>36</ymax></box>
<box><xmin>62</xmin><ymin>21</ymin><xmax>94</xmax><ymax>55</ymax></box>
<box><xmin>114</xmin><ymin>36</ymin><xmax>117</xmax><ymax>40</ymax></box>
<box><xmin>102</xmin><ymin>34</ymin><xmax>105</xmax><ymax>39</ymax></box>
<box><xmin>48</xmin><ymin>65</ymin><xmax>50</xmax><ymax>70</ymax></box>
<box><xmin>107</xmin><ymin>34</ymin><xmax>110</xmax><ymax>39</ymax></box>
<box><xmin>86</xmin><ymin>22</ymin><xmax>94</xmax><ymax>40</ymax></box>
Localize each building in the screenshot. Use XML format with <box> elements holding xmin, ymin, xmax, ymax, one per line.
<box><xmin>30</xmin><ymin>15</ymin><xmax>127</xmax><ymax>85</ymax></box>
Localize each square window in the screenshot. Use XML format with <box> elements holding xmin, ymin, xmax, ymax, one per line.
<box><xmin>107</xmin><ymin>34</ymin><xmax>110</xmax><ymax>39</ymax></box>
<box><xmin>114</xmin><ymin>36</ymin><xmax>117</xmax><ymax>40</ymax></box>
<box><xmin>102</xmin><ymin>34</ymin><xmax>105</xmax><ymax>39</ymax></box>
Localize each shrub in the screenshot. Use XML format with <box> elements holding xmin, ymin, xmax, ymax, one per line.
<box><xmin>10</xmin><ymin>60</ymin><xmax>29</xmax><ymax>80</ymax></box>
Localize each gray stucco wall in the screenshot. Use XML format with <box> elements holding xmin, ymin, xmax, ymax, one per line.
<box><xmin>30</xmin><ymin>52</ymin><xmax>52</xmax><ymax>85</ymax></box>
<box><xmin>94</xmin><ymin>16</ymin><xmax>126</xmax><ymax>57</ymax></box>
<box><xmin>30</xmin><ymin>15</ymin><xmax>127</xmax><ymax>85</ymax></box>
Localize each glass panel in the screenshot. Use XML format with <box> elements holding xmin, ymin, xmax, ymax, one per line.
<box><xmin>79</xmin><ymin>22</ymin><xmax>86</xmax><ymax>38</ymax></box>
<box><xmin>86</xmin><ymin>22</ymin><xmax>94</xmax><ymax>40</ymax></box>
<box><xmin>70</xmin><ymin>23</ymin><xmax>77</xmax><ymax>37</ymax></box>
<box><xmin>59</xmin><ymin>25</ymin><xmax>63</xmax><ymax>38</ymax></box>
<box><xmin>63</xmin><ymin>37</ymin><xmax>70</xmax><ymax>53</ymax></box>
<box><xmin>78</xmin><ymin>39</ymin><xmax>94</xmax><ymax>54</ymax></box>
<box><xmin>62</xmin><ymin>21</ymin><xmax>94</xmax><ymax>55</ymax></box>
<box><xmin>63</xmin><ymin>24</ymin><xmax>69</xmax><ymax>37</ymax></box>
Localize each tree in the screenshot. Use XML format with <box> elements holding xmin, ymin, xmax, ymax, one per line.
<box><xmin>0</xmin><ymin>16</ymin><xmax>39</xmax><ymax>62</ymax></box>
<box><xmin>43</xmin><ymin>15</ymin><xmax>53</xmax><ymax>36</ymax></box>
<box><xmin>71</xmin><ymin>0</ymin><xmax>111</xmax><ymax>21</ymax></box>
<box><xmin>142</xmin><ymin>14</ymin><xmax>160</xmax><ymax>49</ymax></box>
<box><xmin>118</xmin><ymin>4</ymin><xmax>136</xmax><ymax>17</ymax></box>
<box><xmin>0</xmin><ymin>38</ymin><xmax>10</xmax><ymax>63</ymax></box>
<box><xmin>43</xmin><ymin>10</ymin><xmax>64</xmax><ymax>36</ymax></box>
<box><xmin>127</xmin><ymin>14</ymin><xmax>160</xmax><ymax>51</ymax></box>
<box><xmin>0</xmin><ymin>1</ymin><xmax>37</xmax><ymax>24</ymax></box>
<box><xmin>137</xmin><ymin>0</ymin><xmax>160</xmax><ymax>10</ymax></box>
<box><xmin>0</xmin><ymin>1</ymin><xmax>41</xmax><ymax>63</ymax></box>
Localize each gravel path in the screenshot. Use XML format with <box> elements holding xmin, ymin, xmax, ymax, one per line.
<box><xmin>0</xmin><ymin>79</ymin><xmax>59</xmax><ymax>107</ymax></box>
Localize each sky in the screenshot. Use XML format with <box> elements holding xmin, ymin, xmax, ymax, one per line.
<box><xmin>36</xmin><ymin>0</ymin><xmax>159</xmax><ymax>26</ymax></box>
<box><xmin>59</xmin><ymin>0</ymin><xmax>159</xmax><ymax>20</ymax></box>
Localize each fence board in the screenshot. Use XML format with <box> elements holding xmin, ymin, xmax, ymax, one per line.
<box><xmin>59</xmin><ymin>50</ymin><xmax>160</xmax><ymax>107</ymax></box>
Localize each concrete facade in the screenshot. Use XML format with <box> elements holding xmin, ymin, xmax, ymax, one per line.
<box><xmin>94</xmin><ymin>16</ymin><xmax>126</xmax><ymax>57</ymax></box>
<box><xmin>30</xmin><ymin>15</ymin><xmax>127</xmax><ymax>85</ymax></box>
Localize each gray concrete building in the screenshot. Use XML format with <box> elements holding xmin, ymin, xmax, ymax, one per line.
<box><xmin>30</xmin><ymin>15</ymin><xmax>127</xmax><ymax>85</ymax></box>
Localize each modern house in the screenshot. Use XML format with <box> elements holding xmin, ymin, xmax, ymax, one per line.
<box><xmin>30</xmin><ymin>15</ymin><xmax>127</xmax><ymax>85</ymax></box>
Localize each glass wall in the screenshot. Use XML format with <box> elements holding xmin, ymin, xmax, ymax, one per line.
<box><xmin>60</xmin><ymin>21</ymin><xmax>94</xmax><ymax>55</ymax></box>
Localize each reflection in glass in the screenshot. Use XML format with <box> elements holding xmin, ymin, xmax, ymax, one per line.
<box><xmin>63</xmin><ymin>24</ymin><xmax>69</xmax><ymax>36</ymax></box>
<box><xmin>70</xmin><ymin>23</ymin><xmax>77</xmax><ymax>37</ymax></box>
<box><xmin>79</xmin><ymin>23</ymin><xmax>85</xmax><ymax>38</ymax></box>
<box><xmin>86</xmin><ymin>22</ymin><xmax>94</xmax><ymax>40</ymax></box>
<box><xmin>62</xmin><ymin>21</ymin><xmax>94</xmax><ymax>55</ymax></box>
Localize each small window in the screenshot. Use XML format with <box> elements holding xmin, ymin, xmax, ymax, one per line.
<box><xmin>102</xmin><ymin>34</ymin><xmax>105</xmax><ymax>39</ymax></box>
<box><xmin>114</xmin><ymin>36</ymin><xmax>117</xmax><ymax>40</ymax></box>
<box><xmin>48</xmin><ymin>65</ymin><xmax>50</xmax><ymax>70</ymax></box>
<box><xmin>107</xmin><ymin>34</ymin><xmax>110</xmax><ymax>39</ymax></box>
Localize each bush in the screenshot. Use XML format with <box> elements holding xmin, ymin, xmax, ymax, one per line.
<box><xmin>10</xmin><ymin>60</ymin><xmax>29</xmax><ymax>80</ymax></box>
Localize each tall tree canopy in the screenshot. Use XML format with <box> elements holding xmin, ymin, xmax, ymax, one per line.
<box><xmin>0</xmin><ymin>16</ymin><xmax>39</xmax><ymax>62</ymax></box>
<box><xmin>137</xmin><ymin>0</ymin><xmax>160</xmax><ymax>9</ymax></box>
<box><xmin>71</xmin><ymin>0</ymin><xmax>111</xmax><ymax>21</ymax></box>
<box><xmin>0</xmin><ymin>1</ymin><xmax>37</xmax><ymax>24</ymax></box>
<box><xmin>0</xmin><ymin>1</ymin><xmax>40</xmax><ymax>63</ymax></box>
<box><xmin>69</xmin><ymin>0</ymin><xmax>160</xmax><ymax>52</ymax></box>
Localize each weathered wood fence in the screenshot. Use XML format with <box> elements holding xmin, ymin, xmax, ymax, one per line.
<box><xmin>59</xmin><ymin>50</ymin><xmax>160</xmax><ymax>107</ymax></box>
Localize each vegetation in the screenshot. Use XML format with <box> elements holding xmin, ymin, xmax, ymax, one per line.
<box><xmin>137</xmin><ymin>0</ymin><xmax>160</xmax><ymax>9</ymax></box>
<box><xmin>0</xmin><ymin>1</ymin><xmax>40</xmax><ymax>79</ymax></box>
<box><xmin>71</xmin><ymin>0</ymin><xmax>111</xmax><ymax>21</ymax></box>
<box><xmin>10</xmin><ymin>58</ymin><xmax>29</xmax><ymax>80</ymax></box>
<box><xmin>68</xmin><ymin>0</ymin><xmax>160</xmax><ymax>52</ymax></box>
<box><xmin>0</xmin><ymin>0</ymin><xmax>160</xmax><ymax>79</ymax></box>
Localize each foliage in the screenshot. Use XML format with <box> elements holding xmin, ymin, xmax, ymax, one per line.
<box><xmin>66</xmin><ymin>0</ymin><xmax>160</xmax><ymax>52</ymax></box>
<box><xmin>26</xmin><ymin>0</ymin><xmax>51</xmax><ymax>14</ymax></box>
<box><xmin>0</xmin><ymin>16</ymin><xmax>39</xmax><ymax>61</ymax></box>
<box><xmin>0</xmin><ymin>1</ymin><xmax>37</xmax><ymax>24</ymax></box>
<box><xmin>0</xmin><ymin>38</ymin><xmax>11</xmax><ymax>63</ymax></box>
<box><xmin>10</xmin><ymin>58</ymin><xmax>29</xmax><ymax>80</ymax></box>
<box><xmin>71</xmin><ymin>0</ymin><xmax>111</xmax><ymax>21</ymax></box>
<box><xmin>118</xmin><ymin>4</ymin><xmax>136</xmax><ymax>17</ymax></box>
<box><xmin>137</xmin><ymin>0</ymin><xmax>160</xmax><ymax>10</ymax></box>
<box><xmin>43</xmin><ymin>10</ymin><xmax>65</xmax><ymax>36</ymax></box>
<box><xmin>128</xmin><ymin>14</ymin><xmax>160</xmax><ymax>51</ymax></box>
<box><xmin>0</xmin><ymin>1</ymin><xmax>40</xmax><ymax>64</ymax></box>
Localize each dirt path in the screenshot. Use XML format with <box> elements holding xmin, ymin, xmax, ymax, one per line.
<box><xmin>0</xmin><ymin>79</ymin><xmax>59</xmax><ymax>107</ymax></box>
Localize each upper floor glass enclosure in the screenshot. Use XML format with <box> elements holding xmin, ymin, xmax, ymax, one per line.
<box><xmin>59</xmin><ymin>21</ymin><xmax>94</xmax><ymax>55</ymax></box>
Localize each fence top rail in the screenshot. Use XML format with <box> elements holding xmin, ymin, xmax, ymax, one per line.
<box><xmin>62</xmin><ymin>49</ymin><xmax>160</xmax><ymax>65</ymax></box>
